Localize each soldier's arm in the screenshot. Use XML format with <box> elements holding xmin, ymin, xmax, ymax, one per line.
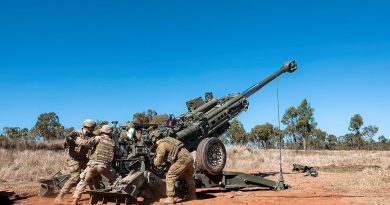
<box><xmin>76</xmin><ymin>136</ymin><xmax>100</xmax><ymax>148</ymax></box>
<box><xmin>64</xmin><ymin>131</ymin><xmax>78</xmax><ymax>146</ymax></box>
<box><xmin>92</xmin><ymin>129</ymin><xmax>101</xmax><ymax>136</ymax></box>
<box><xmin>153</xmin><ymin>143</ymin><xmax>166</xmax><ymax>167</ymax></box>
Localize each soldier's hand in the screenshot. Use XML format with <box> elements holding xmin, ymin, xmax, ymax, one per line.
<box><xmin>65</xmin><ymin>131</ymin><xmax>77</xmax><ymax>145</ymax></box>
<box><xmin>65</xmin><ymin>136</ymin><xmax>75</xmax><ymax>146</ymax></box>
<box><xmin>66</xmin><ymin>130</ymin><xmax>78</xmax><ymax>139</ymax></box>
<box><xmin>63</xmin><ymin>140</ymin><xmax>69</xmax><ymax>148</ymax></box>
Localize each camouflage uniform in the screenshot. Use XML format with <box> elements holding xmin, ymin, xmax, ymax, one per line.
<box><xmin>59</xmin><ymin>129</ymin><xmax>94</xmax><ymax>195</ymax></box>
<box><xmin>153</xmin><ymin>137</ymin><xmax>196</xmax><ymax>201</ymax></box>
<box><xmin>72</xmin><ymin>125</ymin><xmax>121</xmax><ymax>203</ymax></box>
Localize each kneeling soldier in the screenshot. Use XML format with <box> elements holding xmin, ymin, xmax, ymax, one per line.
<box><xmin>153</xmin><ymin>136</ymin><xmax>197</xmax><ymax>204</ymax></box>
<box><xmin>71</xmin><ymin>125</ymin><xmax>121</xmax><ymax>205</ymax></box>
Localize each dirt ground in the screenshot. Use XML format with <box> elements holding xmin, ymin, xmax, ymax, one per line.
<box><xmin>6</xmin><ymin>168</ymin><xmax>389</xmax><ymax>205</ymax></box>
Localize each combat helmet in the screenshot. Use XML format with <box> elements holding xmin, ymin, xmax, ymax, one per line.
<box><xmin>100</xmin><ymin>125</ymin><xmax>113</xmax><ymax>134</ymax></box>
<box><xmin>83</xmin><ymin>119</ymin><xmax>97</xmax><ymax>128</ymax></box>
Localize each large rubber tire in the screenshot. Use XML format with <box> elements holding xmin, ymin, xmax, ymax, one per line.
<box><xmin>196</xmin><ymin>137</ymin><xmax>227</xmax><ymax>175</ymax></box>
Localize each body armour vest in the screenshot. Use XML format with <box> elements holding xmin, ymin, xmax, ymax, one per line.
<box><xmin>90</xmin><ymin>135</ymin><xmax>115</xmax><ymax>164</ymax></box>
<box><xmin>160</xmin><ymin>137</ymin><xmax>184</xmax><ymax>163</ymax></box>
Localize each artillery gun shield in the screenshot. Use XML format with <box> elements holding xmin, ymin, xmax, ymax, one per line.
<box><xmin>38</xmin><ymin>172</ymin><xmax>70</xmax><ymax>197</ymax></box>
<box><xmin>196</xmin><ymin>137</ymin><xmax>226</xmax><ymax>175</ymax></box>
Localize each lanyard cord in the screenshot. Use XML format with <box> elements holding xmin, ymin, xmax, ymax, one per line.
<box><xmin>277</xmin><ymin>78</ymin><xmax>284</xmax><ymax>185</ymax></box>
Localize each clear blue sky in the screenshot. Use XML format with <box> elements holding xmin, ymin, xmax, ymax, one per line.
<box><xmin>0</xmin><ymin>1</ymin><xmax>389</xmax><ymax>139</ymax></box>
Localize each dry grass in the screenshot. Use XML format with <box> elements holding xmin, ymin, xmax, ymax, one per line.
<box><xmin>1</xmin><ymin>146</ymin><xmax>389</xmax><ymax>183</ymax></box>
<box><xmin>225</xmin><ymin>145</ymin><xmax>390</xmax><ymax>172</ymax></box>
<box><xmin>0</xmin><ymin>149</ymin><xmax>66</xmax><ymax>183</ymax></box>
<box><xmin>0</xmin><ymin>139</ymin><xmax>63</xmax><ymax>151</ymax></box>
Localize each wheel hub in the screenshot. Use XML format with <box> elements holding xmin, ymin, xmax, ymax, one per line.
<box><xmin>207</xmin><ymin>144</ymin><xmax>223</xmax><ymax>167</ymax></box>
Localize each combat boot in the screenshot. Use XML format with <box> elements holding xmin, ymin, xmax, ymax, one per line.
<box><xmin>160</xmin><ymin>196</ymin><xmax>176</xmax><ymax>204</ymax></box>
<box><xmin>54</xmin><ymin>192</ymin><xmax>66</xmax><ymax>205</ymax></box>
<box><xmin>71</xmin><ymin>198</ymin><xmax>80</xmax><ymax>205</ymax></box>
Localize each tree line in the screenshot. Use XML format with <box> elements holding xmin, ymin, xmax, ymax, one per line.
<box><xmin>1</xmin><ymin>101</ymin><xmax>389</xmax><ymax>150</ymax></box>
<box><xmin>0</xmin><ymin>109</ymin><xmax>168</xmax><ymax>141</ymax></box>
<box><xmin>224</xmin><ymin>99</ymin><xmax>389</xmax><ymax>151</ymax></box>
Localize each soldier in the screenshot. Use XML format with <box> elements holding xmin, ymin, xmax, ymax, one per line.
<box><xmin>71</xmin><ymin>125</ymin><xmax>122</xmax><ymax>205</ymax></box>
<box><xmin>123</xmin><ymin>122</ymin><xmax>137</xmax><ymax>142</ymax></box>
<box><xmin>55</xmin><ymin>119</ymin><xmax>97</xmax><ymax>204</ymax></box>
<box><xmin>153</xmin><ymin>136</ymin><xmax>197</xmax><ymax>204</ymax></box>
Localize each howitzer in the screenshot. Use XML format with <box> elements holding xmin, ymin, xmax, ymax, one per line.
<box><xmin>88</xmin><ymin>61</ymin><xmax>297</xmax><ymax>204</ymax></box>
<box><xmin>40</xmin><ymin>61</ymin><xmax>298</xmax><ymax>204</ymax></box>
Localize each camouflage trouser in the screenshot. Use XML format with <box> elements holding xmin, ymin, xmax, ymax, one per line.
<box><xmin>60</xmin><ymin>157</ymin><xmax>102</xmax><ymax>194</ymax></box>
<box><xmin>166</xmin><ymin>154</ymin><xmax>196</xmax><ymax>197</ymax></box>
<box><xmin>73</xmin><ymin>163</ymin><xmax>117</xmax><ymax>199</ymax></box>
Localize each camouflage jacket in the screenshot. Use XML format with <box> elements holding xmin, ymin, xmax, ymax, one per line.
<box><xmin>64</xmin><ymin>129</ymin><xmax>95</xmax><ymax>160</ymax></box>
<box><xmin>154</xmin><ymin>137</ymin><xmax>189</xmax><ymax>166</ymax></box>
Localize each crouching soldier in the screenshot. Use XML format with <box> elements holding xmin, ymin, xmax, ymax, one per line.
<box><xmin>71</xmin><ymin>125</ymin><xmax>122</xmax><ymax>205</ymax></box>
<box><xmin>153</xmin><ymin>136</ymin><xmax>197</xmax><ymax>204</ymax></box>
<box><xmin>55</xmin><ymin>119</ymin><xmax>97</xmax><ymax>204</ymax></box>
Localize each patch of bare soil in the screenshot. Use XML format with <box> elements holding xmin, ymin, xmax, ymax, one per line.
<box><xmin>1</xmin><ymin>182</ymin><xmax>39</xmax><ymax>196</ymax></box>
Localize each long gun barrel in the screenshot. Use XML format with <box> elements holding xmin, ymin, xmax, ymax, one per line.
<box><xmin>175</xmin><ymin>60</ymin><xmax>298</xmax><ymax>149</ymax></box>
<box><xmin>242</xmin><ymin>60</ymin><xmax>298</xmax><ymax>98</ymax></box>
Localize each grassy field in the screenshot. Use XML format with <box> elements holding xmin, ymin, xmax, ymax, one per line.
<box><xmin>0</xmin><ymin>149</ymin><xmax>66</xmax><ymax>182</ymax></box>
<box><xmin>225</xmin><ymin>145</ymin><xmax>390</xmax><ymax>171</ymax></box>
<box><xmin>1</xmin><ymin>146</ymin><xmax>389</xmax><ymax>183</ymax></box>
<box><xmin>1</xmin><ymin>146</ymin><xmax>389</xmax><ymax>204</ymax></box>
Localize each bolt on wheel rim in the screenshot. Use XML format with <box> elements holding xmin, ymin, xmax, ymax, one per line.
<box><xmin>207</xmin><ymin>144</ymin><xmax>224</xmax><ymax>167</ymax></box>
